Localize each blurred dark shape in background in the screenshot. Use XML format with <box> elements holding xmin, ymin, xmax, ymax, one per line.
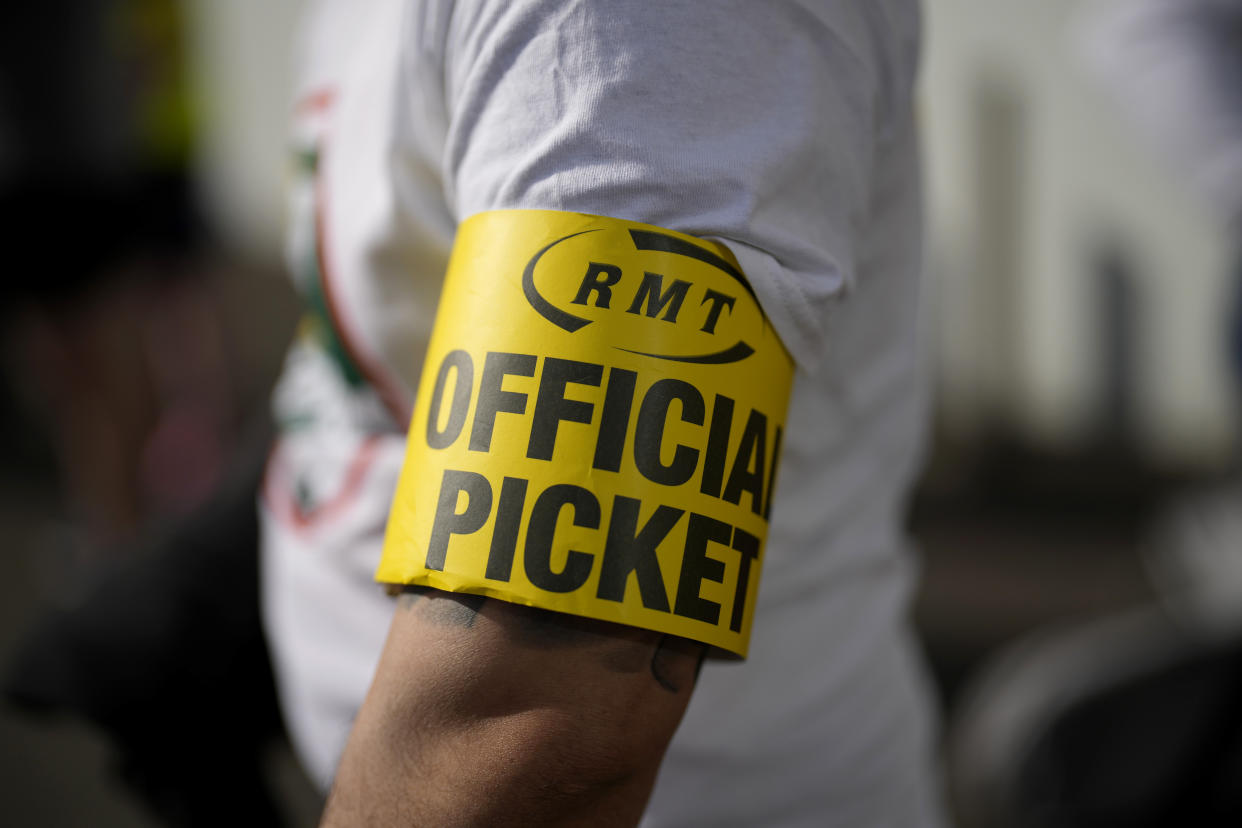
<box><xmin>4</xmin><ymin>429</ymin><xmax>288</xmax><ymax>826</ymax></box>
<box><xmin>0</xmin><ymin>0</ymin><xmax>226</xmax><ymax>546</ymax></box>
<box><xmin>0</xmin><ymin>1</ymin><xmax>307</xmax><ymax>825</ymax></box>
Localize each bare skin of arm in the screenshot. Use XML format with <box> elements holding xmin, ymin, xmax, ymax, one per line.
<box><xmin>321</xmin><ymin>587</ymin><xmax>707</xmax><ymax>827</ymax></box>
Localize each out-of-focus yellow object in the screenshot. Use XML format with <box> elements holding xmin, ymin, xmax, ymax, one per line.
<box><xmin>115</xmin><ymin>0</ymin><xmax>197</xmax><ymax>168</ymax></box>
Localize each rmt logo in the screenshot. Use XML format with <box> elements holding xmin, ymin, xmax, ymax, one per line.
<box><xmin>522</xmin><ymin>228</ymin><xmax>759</xmax><ymax>365</ymax></box>
<box><xmin>571</xmin><ymin>263</ymin><xmax>737</xmax><ymax>336</ymax></box>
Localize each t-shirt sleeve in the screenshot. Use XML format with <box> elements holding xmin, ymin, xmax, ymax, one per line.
<box><xmin>1077</xmin><ymin>0</ymin><xmax>1242</xmax><ymax>227</ymax></box>
<box><xmin>441</xmin><ymin>0</ymin><xmax>888</xmax><ymax>369</ymax></box>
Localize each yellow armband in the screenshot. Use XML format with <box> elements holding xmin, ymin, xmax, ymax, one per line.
<box><xmin>378</xmin><ymin>210</ymin><xmax>793</xmax><ymax>656</ymax></box>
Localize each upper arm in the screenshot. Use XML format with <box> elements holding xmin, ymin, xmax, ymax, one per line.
<box><xmin>444</xmin><ymin>0</ymin><xmax>889</xmax><ymax>368</ymax></box>
<box><xmin>324</xmin><ymin>588</ymin><xmax>705</xmax><ymax>827</ymax></box>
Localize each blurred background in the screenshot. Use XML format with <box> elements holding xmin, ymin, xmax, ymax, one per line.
<box><xmin>2</xmin><ymin>0</ymin><xmax>1240</xmax><ymax>825</ymax></box>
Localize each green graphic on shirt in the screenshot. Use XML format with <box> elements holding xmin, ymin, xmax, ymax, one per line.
<box><xmin>293</xmin><ymin>146</ymin><xmax>367</xmax><ymax>390</ymax></box>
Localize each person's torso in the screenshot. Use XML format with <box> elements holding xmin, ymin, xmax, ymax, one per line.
<box><xmin>272</xmin><ymin>1</ymin><xmax>942</xmax><ymax>823</ymax></box>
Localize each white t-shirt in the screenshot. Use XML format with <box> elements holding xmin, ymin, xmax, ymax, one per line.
<box><xmin>1078</xmin><ymin>0</ymin><xmax>1242</xmax><ymax>228</ymax></box>
<box><xmin>261</xmin><ymin>1</ymin><xmax>943</xmax><ymax>825</ymax></box>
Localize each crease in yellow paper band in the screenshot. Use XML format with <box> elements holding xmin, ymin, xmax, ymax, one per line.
<box><xmin>377</xmin><ymin>209</ymin><xmax>794</xmax><ymax>656</ymax></box>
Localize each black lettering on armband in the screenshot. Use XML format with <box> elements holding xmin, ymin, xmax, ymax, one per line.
<box><xmin>426</xmin><ymin>470</ymin><xmax>493</xmax><ymax>571</ymax></box>
<box><xmin>527</xmin><ymin>358</ymin><xmax>603</xmax><ymax>461</ymax></box>
<box><xmin>626</xmin><ymin>271</ymin><xmax>691</xmax><ymax>323</ymax></box>
<box><xmin>634</xmin><ymin>379</ymin><xmax>704</xmax><ymax>487</ymax></box>
<box><xmin>571</xmin><ymin>262</ymin><xmax>623</xmax><ymax>308</ymax></box>
<box><xmin>592</xmin><ymin>368</ymin><xmax>637</xmax><ymax>473</ymax></box>
<box><xmin>426</xmin><ymin>350</ymin><xmax>474</xmax><ymax>449</ymax></box>
<box><xmin>699</xmin><ymin>288</ymin><xmax>736</xmax><ymax>334</ymax></box>
<box><xmin>699</xmin><ymin>394</ymin><xmax>735</xmax><ymax>498</ymax></box>
<box><xmin>764</xmin><ymin>425</ymin><xmax>783</xmax><ymax>520</ymax></box>
<box><xmin>729</xmin><ymin>527</ymin><xmax>760</xmax><ymax>632</ymax></box>
<box><xmin>524</xmin><ymin>484</ymin><xmax>600</xmax><ymax>593</ymax></box>
<box><xmin>469</xmin><ymin>352</ymin><xmax>536</xmax><ymax>452</ymax></box>
<box><xmin>673</xmin><ymin>513</ymin><xmax>730</xmax><ymax>625</ymax></box>
<box><xmin>723</xmin><ymin>409</ymin><xmax>767</xmax><ymax>516</ymax></box>
<box><xmin>485</xmin><ymin>476</ymin><xmax>529</xmax><ymax>582</ymax></box>
<box><xmin>597</xmin><ymin>495</ymin><xmax>680</xmax><ymax>611</ymax></box>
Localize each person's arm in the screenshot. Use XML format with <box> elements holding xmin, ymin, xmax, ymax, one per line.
<box><xmin>322</xmin><ymin>587</ymin><xmax>704</xmax><ymax>827</ymax></box>
<box><xmin>323</xmin><ymin>2</ymin><xmax>888</xmax><ymax>822</ymax></box>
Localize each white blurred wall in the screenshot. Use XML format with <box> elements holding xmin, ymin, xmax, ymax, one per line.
<box><xmin>185</xmin><ymin>0</ymin><xmax>303</xmax><ymax>265</ymax></box>
<box><xmin>923</xmin><ymin>0</ymin><xmax>1237</xmax><ymax>467</ymax></box>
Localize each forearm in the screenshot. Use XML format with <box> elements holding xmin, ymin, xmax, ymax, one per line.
<box><xmin>325</xmin><ymin>701</ymin><xmax>660</xmax><ymax>827</ymax></box>
<box><xmin>321</xmin><ymin>589</ymin><xmax>704</xmax><ymax>827</ymax></box>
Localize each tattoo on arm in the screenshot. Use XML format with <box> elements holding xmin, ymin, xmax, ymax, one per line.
<box><xmin>651</xmin><ymin>635</ymin><xmax>710</xmax><ymax>693</ymax></box>
<box><xmin>391</xmin><ymin>585</ymin><xmax>708</xmax><ymax>693</ymax></box>
<box><xmin>395</xmin><ymin>585</ymin><xmax>487</xmax><ymax>627</ymax></box>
